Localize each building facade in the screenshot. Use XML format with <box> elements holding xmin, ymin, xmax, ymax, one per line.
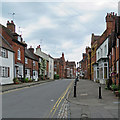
<box><xmin>0</xmin><ymin>34</ymin><xmax>14</xmax><ymax>85</ymax></box>
<box><xmin>48</xmin><ymin>55</ymin><xmax>54</xmax><ymax>80</ymax></box>
<box><xmin>65</xmin><ymin>61</ymin><xmax>76</xmax><ymax>79</ymax></box>
<box><xmin>0</xmin><ymin>21</ymin><xmax>26</xmax><ymax>80</ymax></box>
<box><xmin>25</xmin><ymin>47</ymin><xmax>39</xmax><ymax>81</ymax></box>
<box><xmin>54</xmin><ymin>53</ymin><xmax>66</xmax><ymax>79</ymax></box>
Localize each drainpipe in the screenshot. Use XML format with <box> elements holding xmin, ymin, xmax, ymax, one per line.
<box><xmin>89</xmin><ymin>50</ymin><xmax>91</xmax><ymax>80</ymax></box>
<box><xmin>119</xmin><ymin>38</ymin><xmax>120</xmax><ymax>86</ymax></box>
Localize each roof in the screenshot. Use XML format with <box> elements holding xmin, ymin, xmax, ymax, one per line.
<box><xmin>0</xmin><ymin>34</ymin><xmax>14</xmax><ymax>52</ymax></box>
<box><xmin>66</xmin><ymin>61</ymin><xmax>76</xmax><ymax>67</ymax></box>
<box><xmin>0</xmin><ymin>24</ymin><xmax>26</xmax><ymax>47</ymax></box>
<box><xmin>25</xmin><ymin>48</ymin><xmax>39</xmax><ymax>61</ymax></box>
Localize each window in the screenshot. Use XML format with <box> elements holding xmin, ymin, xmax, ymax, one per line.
<box><xmin>33</xmin><ymin>61</ymin><xmax>35</xmax><ymax>66</ymax></box>
<box><xmin>104</xmin><ymin>45</ymin><xmax>107</xmax><ymax>56</ymax></box>
<box><xmin>17</xmin><ymin>49</ymin><xmax>21</xmax><ymax>60</ymax></box>
<box><xmin>0</xmin><ymin>66</ymin><xmax>9</xmax><ymax>77</ymax></box>
<box><xmin>117</xmin><ymin>38</ymin><xmax>119</xmax><ymax>47</ymax></box>
<box><xmin>98</xmin><ymin>52</ymin><xmax>99</xmax><ymax>59</ymax></box>
<box><xmin>25</xmin><ymin>69</ymin><xmax>27</xmax><ymax>74</ymax></box>
<box><xmin>101</xmin><ymin>49</ymin><xmax>103</xmax><ymax>57</ymax></box>
<box><xmin>1</xmin><ymin>48</ymin><xmax>7</xmax><ymax>58</ymax></box>
<box><xmin>25</xmin><ymin>58</ymin><xmax>28</xmax><ymax>64</ymax></box>
<box><xmin>117</xmin><ymin>61</ymin><xmax>119</xmax><ymax>74</ymax></box>
<box><xmin>79</xmin><ymin>63</ymin><xmax>81</xmax><ymax>68</ymax></box>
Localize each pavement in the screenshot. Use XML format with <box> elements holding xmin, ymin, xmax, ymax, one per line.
<box><xmin>1</xmin><ymin>79</ymin><xmax>55</xmax><ymax>92</ymax></box>
<box><xmin>67</xmin><ymin>79</ymin><xmax>120</xmax><ymax>119</ymax></box>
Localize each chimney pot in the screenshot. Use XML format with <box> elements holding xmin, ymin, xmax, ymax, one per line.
<box><xmin>11</xmin><ymin>20</ymin><xmax>14</xmax><ymax>23</ymax></box>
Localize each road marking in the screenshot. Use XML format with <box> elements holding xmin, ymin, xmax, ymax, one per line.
<box><xmin>47</xmin><ymin>80</ymin><xmax>74</xmax><ymax>118</ymax></box>
<box><xmin>1</xmin><ymin>82</ymin><xmax>49</xmax><ymax>95</ymax></box>
<box><xmin>51</xmin><ymin>99</ymin><xmax>54</xmax><ymax>102</ymax></box>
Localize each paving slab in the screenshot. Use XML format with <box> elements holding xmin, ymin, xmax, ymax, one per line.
<box><xmin>67</xmin><ymin>79</ymin><xmax>119</xmax><ymax>119</ymax></box>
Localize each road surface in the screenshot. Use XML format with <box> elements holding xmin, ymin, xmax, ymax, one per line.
<box><xmin>2</xmin><ymin>79</ymin><xmax>74</xmax><ymax>118</ymax></box>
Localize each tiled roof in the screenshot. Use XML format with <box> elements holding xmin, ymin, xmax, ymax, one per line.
<box><xmin>0</xmin><ymin>34</ymin><xmax>14</xmax><ymax>52</ymax></box>
<box><xmin>25</xmin><ymin>48</ymin><xmax>39</xmax><ymax>61</ymax></box>
<box><xmin>0</xmin><ymin>24</ymin><xmax>26</xmax><ymax>46</ymax></box>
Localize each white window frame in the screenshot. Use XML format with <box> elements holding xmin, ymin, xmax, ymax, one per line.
<box><xmin>0</xmin><ymin>66</ymin><xmax>9</xmax><ymax>77</ymax></box>
<box><xmin>116</xmin><ymin>61</ymin><xmax>119</xmax><ymax>74</ymax></box>
<box><xmin>33</xmin><ymin>61</ymin><xmax>35</xmax><ymax>66</ymax></box>
<box><xmin>1</xmin><ymin>48</ymin><xmax>6</xmax><ymax>58</ymax></box>
<box><xmin>17</xmin><ymin>48</ymin><xmax>21</xmax><ymax>60</ymax></box>
<box><xmin>117</xmin><ymin>38</ymin><xmax>119</xmax><ymax>48</ymax></box>
<box><xmin>25</xmin><ymin>57</ymin><xmax>28</xmax><ymax>64</ymax></box>
<box><xmin>104</xmin><ymin>45</ymin><xmax>107</xmax><ymax>56</ymax></box>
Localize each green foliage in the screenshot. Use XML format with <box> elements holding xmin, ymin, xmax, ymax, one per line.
<box><xmin>40</xmin><ymin>75</ymin><xmax>44</xmax><ymax>80</ymax></box>
<box><xmin>24</xmin><ymin>78</ymin><xmax>29</xmax><ymax>83</ymax></box>
<box><xmin>54</xmin><ymin>74</ymin><xmax>59</xmax><ymax>79</ymax></box>
<box><xmin>111</xmin><ymin>84</ymin><xmax>118</xmax><ymax>91</ymax></box>
<box><xmin>96</xmin><ymin>80</ymin><xmax>99</xmax><ymax>83</ymax></box>
<box><xmin>13</xmin><ymin>78</ymin><xmax>21</xmax><ymax>84</ymax></box>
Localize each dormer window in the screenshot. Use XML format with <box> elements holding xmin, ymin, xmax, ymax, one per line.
<box><xmin>33</xmin><ymin>61</ymin><xmax>35</xmax><ymax>66</ymax></box>
<box><xmin>17</xmin><ymin>48</ymin><xmax>21</xmax><ymax>60</ymax></box>
<box><xmin>18</xmin><ymin>36</ymin><xmax>21</xmax><ymax>41</ymax></box>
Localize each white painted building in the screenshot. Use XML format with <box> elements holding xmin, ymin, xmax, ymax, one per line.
<box><xmin>95</xmin><ymin>37</ymin><xmax>109</xmax><ymax>84</ymax></box>
<box><xmin>35</xmin><ymin>45</ymin><xmax>54</xmax><ymax>80</ymax></box>
<box><xmin>0</xmin><ymin>35</ymin><xmax>14</xmax><ymax>85</ymax></box>
<box><xmin>48</xmin><ymin>55</ymin><xmax>54</xmax><ymax>79</ymax></box>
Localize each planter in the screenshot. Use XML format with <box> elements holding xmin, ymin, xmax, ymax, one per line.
<box><xmin>115</xmin><ymin>91</ymin><xmax>120</xmax><ymax>97</ymax></box>
<box><xmin>15</xmin><ymin>82</ymin><xmax>19</xmax><ymax>84</ymax></box>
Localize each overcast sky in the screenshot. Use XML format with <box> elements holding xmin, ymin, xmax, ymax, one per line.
<box><xmin>1</xmin><ymin>0</ymin><xmax>119</xmax><ymax>62</ymax></box>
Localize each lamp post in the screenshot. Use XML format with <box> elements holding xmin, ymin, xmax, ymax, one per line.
<box><xmin>77</xmin><ymin>62</ymin><xmax>78</xmax><ymax>79</ymax></box>
<box><xmin>89</xmin><ymin>50</ymin><xmax>91</xmax><ymax>80</ymax></box>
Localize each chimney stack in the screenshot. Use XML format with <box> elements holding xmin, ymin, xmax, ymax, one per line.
<box><xmin>106</xmin><ymin>12</ymin><xmax>116</xmax><ymax>30</ymax></box>
<box><xmin>7</xmin><ymin>20</ymin><xmax>15</xmax><ymax>33</ymax></box>
<box><xmin>62</xmin><ymin>52</ymin><xmax>64</xmax><ymax>58</ymax></box>
<box><xmin>29</xmin><ymin>46</ymin><xmax>34</xmax><ymax>53</ymax></box>
<box><xmin>36</xmin><ymin>45</ymin><xmax>41</xmax><ymax>51</ymax></box>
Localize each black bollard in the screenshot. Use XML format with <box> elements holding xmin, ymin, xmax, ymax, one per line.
<box><xmin>74</xmin><ymin>85</ymin><xmax>76</xmax><ymax>97</ymax></box>
<box><xmin>99</xmin><ymin>84</ymin><xmax>102</xmax><ymax>99</ymax></box>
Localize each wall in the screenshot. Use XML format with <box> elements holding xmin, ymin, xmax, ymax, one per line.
<box><xmin>0</xmin><ymin>51</ymin><xmax>14</xmax><ymax>85</ymax></box>
<box><xmin>96</xmin><ymin>38</ymin><xmax>108</xmax><ymax>61</ymax></box>
<box><xmin>49</xmin><ymin>57</ymin><xmax>54</xmax><ymax>79</ymax></box>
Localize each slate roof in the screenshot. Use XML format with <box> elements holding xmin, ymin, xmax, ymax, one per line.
<box><xmin>0</xmin><ymin>34</ymin><xmax>14</xmax><ymax>52</ymax></box>
<box><xmin>25</xmin><ymin>48</ymin><xmax>39</xmax><ymax>61</ymax></box>
<box><xmin>0</xmin><ymin>24</ymin><xmax>26</xmax><ymax>47</ymax></box>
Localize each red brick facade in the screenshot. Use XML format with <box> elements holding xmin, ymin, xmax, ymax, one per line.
<box><xmin>54</xmin><ymin>53</ymin><xmax>66</xmax><ymax>78</ymax></box>
<box><xmin>1</xmin><ymin>21</ymin><xmax>26</xmax><ymax>78</ymax></box>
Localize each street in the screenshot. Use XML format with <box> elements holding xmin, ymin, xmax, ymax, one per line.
<box><xmin>2</xmin><ymin>79</ymin><xmax>73</xmax><ymax>118</ymax></box>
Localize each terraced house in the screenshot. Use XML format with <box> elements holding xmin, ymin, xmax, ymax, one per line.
<box><xmin>25</xmin><ymin>46</ymin><xmax>39</xmax><ymax>81</ymax></box>
<box><xmin>108</xmin><ymin>16</ymin><xmax>120</xmax><ymax>85</ymax></box>
<box><xmin>0</xmin><ymin>33</ymin><xmax>14</xmax><ymax>85</ymax></box>
<box><xmin>0</xmin><ymin>21</ymin><xmax>26</xmax><ymax>82</ymax></box>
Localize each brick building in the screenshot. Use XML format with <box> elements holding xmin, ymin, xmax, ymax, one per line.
<box><xmin>91</xmin><ymin>34</ymin><xmax>100</xmax><ymax>81</ymax></box>
<box><xmin>25</xmin><ymin>46</ymin><xmax>39</xmax><ymax>81</ymax></box>
<box><xmin>108</xmin><ymin>16</ymin><xmax>120</xmax><ymax>85</ymax></box>
<box><xmin>65</xmin><ymin>60</ymin><xmax>76</xmax><ymax>79</ymax></box>
<box><xmin>79</xmin><ymin>53</ymin><xmax>88</xmax><ymax>79</ymax></box>
<box><xmin>54</xmin><ymin>53</ymin><xmax>66</xmax><ymax>79</ymax></box>
<box><xmin>0</xmin><ymin>21</ymin><xmax>26</xmax><ymax>79</ymax></box>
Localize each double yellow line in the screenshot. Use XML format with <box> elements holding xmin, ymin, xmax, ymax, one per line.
<box><xmin>47</xmin><ymin>80</ymin><xmax>73</xmax><ymax>118</ymax></box>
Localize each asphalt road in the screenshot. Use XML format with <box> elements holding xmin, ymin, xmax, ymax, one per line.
<box><xmin>2</xmin><ymin>79</ymin><xmax>73</xmax><ymax>118</ymax></box>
